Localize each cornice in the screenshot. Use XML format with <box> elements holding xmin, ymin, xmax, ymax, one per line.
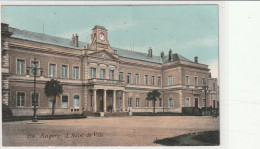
<box><xmin>9</xmin><ymin>76</ymin><xmax>82</xmax><ymax>86</ymax></box>
<box><xmin>8</xmin><ymin>40</ymin><xmax>82</xmax><ymax>57</ymax></box>
<box><xmin>118</xmin><ymin>59</ymin><xmax>162</xmax><ymax>70</ymax></box>
<box><xmin>163</xmin><ymin>62</ymin><xmax>209</xmax><ymax>71</ymax></box>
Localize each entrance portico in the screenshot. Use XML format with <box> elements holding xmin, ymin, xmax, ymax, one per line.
<box><xmin>86</xmin><ymin>85</ymin><xmax>125</xmax><ymax>113</ymax></box>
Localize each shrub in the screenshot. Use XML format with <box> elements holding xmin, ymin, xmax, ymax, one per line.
<box><xmin>2</xmin><ymin>104</ymin><xmax>13</xmax><ymax>120</ymax></box>
<box><xmin>182</xmin><ymin>107</ymin><xmax>194</xmax><ymax>114</ymax></box>
<box><xmin>182</xmin><ymin>107</ymin><xmax>201</xmax><ymax>116</ymax></box>
<box><xmin>192</xmin><ymin>108</ymin><xmax>201</xmax><ymax>116</ymax></box>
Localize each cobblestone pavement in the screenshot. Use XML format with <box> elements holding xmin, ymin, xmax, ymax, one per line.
<box><xmin>2</xmin><ymin>116</ymin><xmax>219</xmax><ymax>146</ymax></box>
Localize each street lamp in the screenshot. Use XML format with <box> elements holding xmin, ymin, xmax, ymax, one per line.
<box><xmin>27</xmin><ymin>57</ymin><xmax>43</xmax><ymax>122</ymax></box>
<box><xmin>202</xmin><ymin>82</ymin><xmax>210</xmax><ymax>108</ymax></box>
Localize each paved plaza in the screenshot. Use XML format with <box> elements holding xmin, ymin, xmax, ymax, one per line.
<box><xmin>2</xmin><ymin>116</ymin><xmax>219</xmax><ymax>146</ymax></box>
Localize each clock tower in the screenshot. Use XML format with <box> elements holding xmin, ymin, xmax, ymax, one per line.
<box><xmin>89</xmin><ymin>25</ymin><xmax>114</xmax><ymax>53</ymax></box>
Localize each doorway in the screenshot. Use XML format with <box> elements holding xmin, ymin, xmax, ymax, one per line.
<box><xmin>195</xmin><ymin>97</ymin><xmax>198</xmax><ymax>108</ymax></box>
<box><xmin>99</xmin><ymin>96</ymin><xmax>103</xmax><ymax>112</ymax></box>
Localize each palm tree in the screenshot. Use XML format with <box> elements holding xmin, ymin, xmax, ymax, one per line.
<box><xmin>146</xmin><ymin>90</ymin><xmax>161</xmax><ymax>114</ymax></box>
<box><xmin>44</xmin><ymin>79</ymin><xmax>63</xmax><ymax>115</ymax></box>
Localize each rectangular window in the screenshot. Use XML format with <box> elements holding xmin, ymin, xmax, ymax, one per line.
<box><xmin>158</xmin><ymin>76</ymin><xmax>161</xmax><ymax>86</ymax></box>
<box><xmin>30</xmin><ymin>61</ymin><xmax>39</xmax><ymax>76</ymax></box>
<box><xmin>17</xmin><ymin>59</ymin><xmax>25</xmax><ymax>75</ymax></box>
<box><xmin>213</xmin><ymin>83</ymin><xmax>216</xmax><ymax>91</ymax></box>
<box><xmin>128</xmin><ymin>98</ymin><xmax>132</xmax><ymax>107</ymax></box>
<box><xmin>109</xmin><ymin>70</ymin><xmax>114</xmax><ymax>80</ymax></box>
<box><xmin>144</xmin><ymin>75</ymin><xmax>148</xmax><ymax>85</ymax></box>
<box><xmin>135</xmin><ymin>74</ymin><xmax>139</xmax><ymax>85</ymax></box>
<box><xmin>61</xmin><ymin>94</ymin><xmax>68</xmax><ymax>108</ymax></box>
<box><xmin>185</xmin><ymin>98</ymin><xmax>189</xmax><ymax>107</ymax></box>
<box><xmin>202</xmin><ymin>78</ymin><xmax>206</xmax><ymax>85</ymax></box>
<box><xmin>49</xmin><ymin>64</ymin><xmax>56</xmax><ymax>78</ymax></box>
<box><xmin>185</xmin><ymin>76</ymin><xmax>189</xmax><ymax>85</ymax></box>
<box><xmin>73</xmin><ymin>95</ymin><xmax>80</xmax><ymax>108</ymax></box>
<box><xmin>168</xmin><ymin>76</ymin><xmax>173</xmax><ymax>86</ymax></box>
<box><xmin>61</xmin><ymin>65</ymin><xmax>68</xmax><ymax>79</ymax></box>
<box><xmin>119</xmin><ymin>72</ymin><xmax>124</xmax><ymax>81</ymax></box>
<box><xmin>159</xmin><ymin>98</ymin><xmax>162</xmax><ymax>107</ymax></box>
<box><xmin>127</xmin><ymin>73</ymin><xmax>131</xmax><ymax>84</ymax></box>
<box><xmin>168</xmin><ymin>98</ymin><xmax>173</xmax><ymax>107</ymax></box>
<box><xmin>31</xmin><ymin>93</ymin><xmax>39</xmax><ymax>106</ymax></box>
<box><xmin>136</xmin><ymin>98</ymin><xmax>140</xmax><ymax>107</ymax></box>
<box><xmin>73</xmin><ymin>66</ymin><xmax>79</xmax><ymax>80</ymax></box>
<box><xmin>145</xmin><ymin>100</ymin><xmax>149</xmax><ymax>107</ymax></box>
<box><xmin>100</xmin><ymin>69</ymin><xmax>105</xmax><ymax>79</ymax></box>
<box><xmin>194</xmin><ymin>77</ymin><xmax>198</xmax><ymax>86</ymax></box>
<box><xmin>90</xmin><ymin>68</ymin><xmax>96</xmax><ymax>79</ymax></box>
<box><xmin>17</xmin><ymin>92</ymin><xmax>25</xmax><ymax>107</ymax></box>
<box><xmin>203</xmin><ymin>99</ymin><xmax>206</xmax><ymax>107</ymax></box>
<box><xmin>151</xmin><ymin>76</ymin><xmax>155</xmax><ymax>86</ymax></box>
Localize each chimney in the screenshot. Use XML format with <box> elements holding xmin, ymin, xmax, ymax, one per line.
<box><xmin>148</xmin><ymin>47</ymin><xmax>152</xmax><ymax>57</ymax></box>
<box><xmin>168</xmin><ymin>49</ymin><xmax>172</xmax><ymax>62</ymax></box>
<box><xmin>1</xmin><ymin>23</ymin><xmax>13</xmax><ymax>37</ymax></box>
<box><xmin>75</xmin><ymin>34</ymin><xmax>79</xmax><ymax>47</ymax></box>
<box><xmin>161</xmin><ymin>51</ymin><xmax>164</xmax><ymax>58</ymax></box>
<box><xmin>194</xmin><ymin>56</ymin><xmax>198</xmax><ymax>63</ymax></box>
<box><xmin>71</xmin><ymin>34</ymin><xmax>75</xmax><ymax>44</ymax></box>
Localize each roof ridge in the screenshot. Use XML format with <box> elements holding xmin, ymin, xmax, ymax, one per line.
<box><xmin>8</xmin><ymin>27</ymin><xmax>87</xmax><ymax>43</ymax></box>
<box><xmin>113</xmin><ymin>47</ymin><xmax>161</xmax><ymax>58</ymax></box>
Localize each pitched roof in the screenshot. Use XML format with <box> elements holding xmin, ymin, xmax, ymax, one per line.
<box><xmin>8</xmin><ymin>27</ymin><xmax>87</xmax><ymax>50</ymax></box>
<box><xmin>8</xmin><ymin>26</ymin><xmax>192</xmax><ymax>64</ymax></box>
<box><xmin>114</xmin><ymin>47</ymin><xmax>192</xmax><ymax>64</ymax></box>
<box><xmin>162</xmin><ymin>53</ymin><xmax>193</xmax><ymax>63</ymax></box>
<box><xmin>113</xmin><ymin>47</ymin><xmax>163</xmax><ymax>63</ymax></box>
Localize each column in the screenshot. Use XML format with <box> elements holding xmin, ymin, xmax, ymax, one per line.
<box><xmin>103</xmin><ymin>90</ymin><xmax>107</xmax><ymax>112</ymax></box>
<box><xmin>93</xmin><ymin>89</ymin><xmax>97</xmax><ymax>112</ymax></box>
<box><xmin>83</xmin><ymin>86</ymin><xmax>88</xmax><ymax>110</ymax></box>
<box><xmin>179</xmin><ymin>90</ymin><xmax>183</xmax><ymax>107</ymax></box>
<box><xmin>122</xmin><ymin>91</ymin><xmax>125</xmax><ymax>111</ymax></box>
<box><xmin>113</xmin><ymin>90</ymin><xmax>117</xmax><ymax>112</ymax></box>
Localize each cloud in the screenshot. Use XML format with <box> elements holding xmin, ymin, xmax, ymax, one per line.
<box><xmin>179</xmin><ymin>37</ymin><xmax>218</xmax><ymax>49</ymax></box>
<box><xmin>190</xmin><ymin>38</ymin><xmax>218</xmax><ymax>47</ymax></box>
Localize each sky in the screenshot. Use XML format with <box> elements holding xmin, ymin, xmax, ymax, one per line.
<box><xmin>1</xmin><ymin>5</ymin><xmax>218</xmax><ymax>78</ymax></box>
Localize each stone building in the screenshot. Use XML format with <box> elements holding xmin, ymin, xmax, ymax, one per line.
<box><xmin>1</xmin><ymin>23</ymin><xmax>214</xmax><ymax>116</ymax></box>
<box><xmin>209</xmin><ymin>76</ymin><xmax>219</xmax><ymax>109</ymax></box>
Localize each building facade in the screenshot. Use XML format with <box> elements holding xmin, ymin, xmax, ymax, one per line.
<box><xmin>209</xmin><ymin>77</ymin><xmax>219</xmax><ymax>109</ymax></box>
<box><xmin>1</xmin><ymin>23</ymin><xmax>218</xmax><ymax>116</ymax></box>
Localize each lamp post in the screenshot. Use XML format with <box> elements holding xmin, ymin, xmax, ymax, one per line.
<box><xmin>27</xmin><ymin>57</ymin><xmax>43</xmax><ymax>122</ymax></box>
<box><xmin>202</xmin><ymin>82</ymin><xmax>209</xmax><ymax>108</ymax></box>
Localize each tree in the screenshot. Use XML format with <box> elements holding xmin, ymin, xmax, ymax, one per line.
<box><xmin>146</xmin><ymin>90</ymin><xmax>161</xmax><ymax>114</ymax></box>
<box><xmin>44</xmin><ymin>79</ymin><xmax>63</xmax><ymax>115</ymax></box>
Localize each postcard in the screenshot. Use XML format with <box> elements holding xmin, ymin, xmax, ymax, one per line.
<box><xmin>1</xmin><ymin>3</ymin><xmax>220</xmax><ymax>147</ymax></box>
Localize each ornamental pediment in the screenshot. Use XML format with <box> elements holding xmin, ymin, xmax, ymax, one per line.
<box><xmin>89</xmin><ymin>50</ymin><xmax>118</xmax><ymax>60</ymax></box>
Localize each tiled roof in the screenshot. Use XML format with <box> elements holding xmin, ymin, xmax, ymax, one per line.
<box><xmin>8</xmin><ymin>26</ymin><xmax>192</xmax><ymax>64</ymax></box>
<box><xmin>114</xmin><ymin>47</ymin><xmax>192</xmax><ymax>64</ymax></box>
<box><xmin>162</xmin><ymin>53</ymin><xmax>193</xmax><ymax>63</ymax></box>
<box><xmin>113</xmin><ymin>47</ymin><xmax>163</xmax><ymax>63</ymax></box>
<box><xmin>8</xmin><ymin>27</ymin><xmax>87</xmax><ymax>50</ymax></box>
